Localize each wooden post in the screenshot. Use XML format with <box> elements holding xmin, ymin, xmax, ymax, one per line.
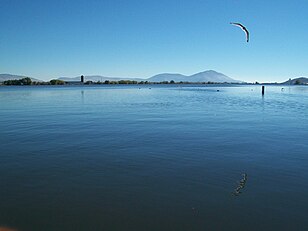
<box><xmin>81</xmin><ymin>75</ymin><xmax>84</xmax><ymax>83</ymax></box>
<box><xmin>262</xmin><ymin>86</ymin><xmax>265</xmax><ymax>95</ymax></box>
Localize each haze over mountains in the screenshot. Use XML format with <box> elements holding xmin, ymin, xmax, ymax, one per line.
<box><xmin>59</xmin><ymin>70</ymin><xmax>241</xmax><ymax>83</ymax></box>
<box><xmin>149</xmin><ymin>70</ymin><xmax>238</xmax><ymax>82</ymax></box>
<box><xmin>0</xmin><ymin>74</ymin><xmax>41</xmax><ymax>82</ymax></box>
<box><xmin>1</xmin><ymin>72</ymin><xmax>308</xmax><ymax>84</ymax></box>
<box><xmin>59</xmin><ymin>76</ymin><xmax>144</xmax><ymax>82</ymax></box>
<box><xmin>281</xmin><ymin>77</ymin><xmax>308</xmax><ymax>85</ymax></box>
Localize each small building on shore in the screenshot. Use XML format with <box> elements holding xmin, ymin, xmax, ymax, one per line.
<box><xmin>65</xmin><ymin>75</ymin><xmax>85</xmax><ymax>85</ymax></box>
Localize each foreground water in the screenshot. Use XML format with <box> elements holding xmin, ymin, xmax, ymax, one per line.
<box><xmin>0</xmin><ymin>85</ymin><xmax>307</xmax><ymax>231</ymax></box>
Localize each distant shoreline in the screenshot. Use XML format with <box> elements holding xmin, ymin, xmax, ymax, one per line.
<box><xmin>1</xmin><ymin>82</ymin><xmax>307</xmax><ymax>87</ymax></box>
<box><xmin>0</xmin><ymin>77</ymin><xmax>243</xmax><ymax>86</ymax></box>
<box><xmin>1</xmin><ymin>76</ymin><xmax>307</xmax><ymax>86</ymax></box>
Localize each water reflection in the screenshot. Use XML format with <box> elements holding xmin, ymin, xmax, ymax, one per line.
<box><xmin>81</xmin><ymin>90</ymin><xmax>84</xmax><ymax>103</ymax></box>
<box><xmin>233</xmin><ymin>173</ymin><xmax>248</xmax><ymax>196</ymax></box>
<box><xmin>0</xmin><ymin>227</ymin><xmax>17</xmax><ymax>231</ymax></box>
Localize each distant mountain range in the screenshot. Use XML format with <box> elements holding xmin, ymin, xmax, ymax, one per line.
<box><xmin>59</xmin><ymin>70</ymin><xmax>241</xmax><ymax>83</ymax></box>
<box><xmin>281</xmin><ymin>77</ymin><xmax>308</xmax><ymax>85</ymax></box>
<box><xmin>59</xmin><ymin>75</ymin><xmax>144</xmax><ymax>82</ymax></box>
<box><xmin>2</xmin><ymin>72</ymin><xmax>307</xmax><ymax>84</ymax></box>
<box><xmin>148</xmin><ymin>70</ymin><xmax>239</xmax><ymax>82</ymax></box>
<box><xmin>0</xmin><ymin>74</ymin><xmax>41</xmax><ymax>82</ymax></box>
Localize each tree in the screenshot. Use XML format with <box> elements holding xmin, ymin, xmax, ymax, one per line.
<box><xmin>21</xmin><ymin>77</ymin><xmax>32</xmax><ymax>85</ymax></box>
<box><xmin>50</xmin><ymin>79</ymin><xmax>65</xmax><ymax>85</ymax></box>
<box><xmin>3</xmin><ymin>78</ymin><xmax>32</xmax><ymax>85</ymax></box>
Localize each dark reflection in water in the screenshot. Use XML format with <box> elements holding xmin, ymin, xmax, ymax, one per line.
<box><xmin>0</xmin><ymin>85</ymin><xmax>307</xmax><ymax>231</ymax></box>
<box><xmin>0</xmin><ymin>227</ymin><xmax>17</xmax><ymax>231</ymax></box>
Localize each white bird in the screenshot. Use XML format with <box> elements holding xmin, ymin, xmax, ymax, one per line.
<box><xmin>230</xmin><ymin>22</ymin><xmax>249</xmax><ymax>42</ymax></box>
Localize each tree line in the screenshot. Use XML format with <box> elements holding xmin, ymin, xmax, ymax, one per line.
<box><xmin>2</xmin><ymin>77</ymin><xmax>233</xmax><ymax>86</ymax></box>
<box><xmin>3</xmin><ymin>78</ymin><xmax>66</xmax><ymax>85</ymax></box>
<box><xmin>86</xmin><ymin>80</ymin><xmax>224</xmax><ymax>85</ymax></box>
<box><xmin>3</xmin><ymin>77</ymin><xmax>33</xmax><ymax>85</ymax></box>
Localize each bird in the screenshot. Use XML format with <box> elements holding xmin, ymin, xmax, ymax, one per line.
<box><xmin>230</xmin><ymin>22</ymin><xmax>249</xmax><ymax>42</ymax></box>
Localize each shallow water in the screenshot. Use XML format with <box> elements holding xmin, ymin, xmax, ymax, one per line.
<box><xmin>0</xmin><ymin>85</ymin><xmax>307</xmax><ymax>231</ymax></box>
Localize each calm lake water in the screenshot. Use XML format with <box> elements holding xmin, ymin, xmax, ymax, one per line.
<box><xmin>0</xmin><ymin>85</ymin><xmax>307</xmax><ymax>231</ymax></box>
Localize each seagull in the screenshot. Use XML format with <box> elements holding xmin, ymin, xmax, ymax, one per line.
<box><xmin>230</xmin><ymin>22</ymin><xmax>249</xmax><ymax>42</ymax></box>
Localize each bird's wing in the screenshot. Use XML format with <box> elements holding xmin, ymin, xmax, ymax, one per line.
<box><xmin>230</xmin><ymin>22</ymin><xmax>249</xmax><ymax>42</ymax></box>
<box><xmin>230</xmin><ymin>22</ymin><xmax>244</xmax><ymax>28</ymax></box>
<box><xmin>242</xmin><ymin>27</ymin><xmax>249</xmax><ymax>42</ymax></box>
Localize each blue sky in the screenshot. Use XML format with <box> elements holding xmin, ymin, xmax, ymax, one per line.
<box><xmin>1</xmin><ymin>0</ymin><xmax>307</xmax><ymax>82</ymax></box>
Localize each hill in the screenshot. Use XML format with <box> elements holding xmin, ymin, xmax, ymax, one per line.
<box><xmin>1</xmin><ymin>70</ymin><xmax>241</xmax><ymax>83</ymax></box>
<box><xmin>282</xmin><ymin>77</ymin><xmax>308</xmax><ymax>85</ymax></box>
<box><xmin>149</xmin><ymin>70</ymin><xmax>239</xmax><ymax>83</ymax></box>
<box><xmin>0</xmin><ymin>74</ymin><xmax>42</xmax><ymax>82</ymax></box>
<box><xmin>147</xmin><ymin>73</ymin><xmax>187</xmax><ymax>82</ymax></box>
<box><xmin>59</xmin><ymin>75</ymin><xmax>143</xmax><ymax>82</ymax></box>
<box><xmin>60</xmin><ymin>70</ymin><xmax>240</xmax><ymax>83</ymax></box>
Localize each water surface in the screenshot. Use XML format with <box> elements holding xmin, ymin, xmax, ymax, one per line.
<box><xmin>0</xmin><ymin>85</ymin><xmax>307</xmax><ymax>231</ymax></box>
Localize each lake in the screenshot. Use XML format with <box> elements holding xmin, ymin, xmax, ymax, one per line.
<box><xmin>0</xmin><ymin>84</ymin><xmax>307</xmax><ymax>231</ymax></box>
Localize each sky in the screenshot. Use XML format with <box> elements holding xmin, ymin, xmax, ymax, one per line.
<box><xmin>0</xmin><ymin>0</ymin><xmax>308</xmax><ymax>82</ymax></box>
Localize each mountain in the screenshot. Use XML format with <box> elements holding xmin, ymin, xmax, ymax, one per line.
<box><xmin>148</xmin><ymin>73</ymin><xmax>187</xmax><ymax>82</ymax></box>
<box><xmin>190</xmin><ymin>70</ymin><xmax>238</xmax><ymax>82</ymax></box>
<box><xmin>60</xmin><ymin>70</ymin><xmax>240</xmax><ymax>83</ymax></box>
<box><xmin>148</xmin><ymin>70</ymin><xmax>239</xmax><ymax>83</ymax></box>
<box><xmin>1</xmin><ymin>70</ymin><xmax>240</xmax><ymax>83</ymax></box>
<box><xmin>281</xmin><ymin>77</ymin><xmax>308</xmax><ymax>85</ymax></box>
<box><xmin>0</xmin><ymin>74</ymin><xmax>42</xmax><ymax>82</ymax></box>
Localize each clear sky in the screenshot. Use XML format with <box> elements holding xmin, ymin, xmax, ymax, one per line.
<box><xmin>1</xmin><ymin>0</ymin><xmax>307</xmax><ymax>82</ymax></box>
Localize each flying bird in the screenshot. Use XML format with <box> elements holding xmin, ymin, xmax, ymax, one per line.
<box><xmin>230</xmin><ymin>22</ymin><xmax>249</xmax><ymax>42</ymax></box>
